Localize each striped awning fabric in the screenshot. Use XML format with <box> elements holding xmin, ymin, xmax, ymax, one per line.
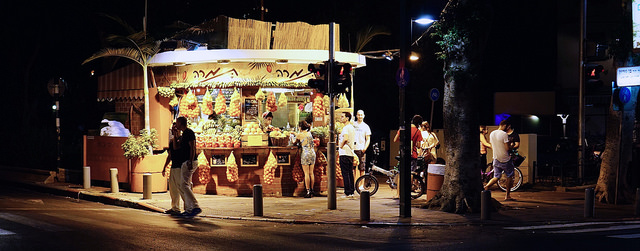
<box><xmin>97</xmin><ymin>64</ymin><xmax>145</xmax><ymax>101</ymax></box>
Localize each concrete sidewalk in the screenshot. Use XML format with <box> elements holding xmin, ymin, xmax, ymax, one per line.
<box><xmin>2</xmin><ymin>166</ymin><xmax>638</xmax><ymax>226</ymax></box>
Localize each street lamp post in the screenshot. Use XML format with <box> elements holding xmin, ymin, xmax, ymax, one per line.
<box><xmin>48</xmin><ymin>78</ymin><xmax>66</xmax><ymax>173</ymax></box>
<box><xmin>398</xmin><ymin>1</ymin><xmax>435</xmax><ymax>217</ymax></box>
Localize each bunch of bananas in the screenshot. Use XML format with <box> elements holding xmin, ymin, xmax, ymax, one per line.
<box><xmin>158</xmin><ymin>87</ymin><xmax>175</xmax><ymax>98</ymax></box>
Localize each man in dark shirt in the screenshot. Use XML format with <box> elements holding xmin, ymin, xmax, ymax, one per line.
<box><xmin>162</xmin><ymin>123</ymin><xmax>184</xmax><ymax>215</ymax></box>
<box><xmin>175</xmin><ymin>116</ymin><xmax>202</xmax><ymax>216</ymax></box>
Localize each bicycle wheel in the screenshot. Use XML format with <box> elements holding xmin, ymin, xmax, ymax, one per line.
<box><xmin>355</xmin><ymin>175</ymin><xmax>379</xmax><ymax>196</ymax></box>
<box><xmin>498</xmin><ymin>167</ymin><xmax>523</xmax><ymax>192</ymax></box>
<box><xmin>482</xmin><ymin>163</ymin><xmax>493</xmax><ymax>185</ymax></box>
<box><xmin>410</xmin><ymin>174</ymin><xmax>425</xmax><ymax>199</ymax></box>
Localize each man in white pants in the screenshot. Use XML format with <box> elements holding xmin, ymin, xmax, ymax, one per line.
<box><xmin>175</xmin><ymin>116</ymin><xmax>202</xmax><ymax>216</ymax></box>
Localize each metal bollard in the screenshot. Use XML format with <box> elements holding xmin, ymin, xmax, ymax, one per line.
<box><xmin>83</xmin><ymin>166</ymin><xmax>91</xmax><ymax>189</ymax></box>
<box><xmin>143</xmin><ymin>173</ymin><xmax>152</xmax><ymax>199</ymax></box>
<box><xmin>481</xmin><ymin>190</ymin><xmax>491</xmax><ymax>220</ymax></box>
<box><xmin>360</xmin><ymin>191</ymin><xmax>370</xmax><ymax>221</ymax></box>
<box><xmin>584</xmin><ymin>188</ymin><xmax>595</xmax><ymax>218</ymax></box>
<box><xmin>110</xmin><ymin>168</ymin><xmax>119</xmax><ymax>193</ymax></box>
<box><xmin>635</xmin><ymin>188</ymin><xmax>640</xmax><ymax>216</ymax></box>
<box><xmin>253</xmin><ymin>184</ymin><xmax>263</xmax><ymax>216</ymax></box>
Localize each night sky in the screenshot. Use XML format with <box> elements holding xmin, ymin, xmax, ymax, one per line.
<box><xmin>0</xmin><ymin>0</ymin><xmax>617</xmax><ymax>169</ymax></box>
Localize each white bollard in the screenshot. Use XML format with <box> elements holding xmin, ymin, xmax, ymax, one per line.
<box><xmin>110</xmin><ymin>168</ymin><xmax>119</xmax><ymax>193</ymax></box>
<box><xmin>143</xmin><ymin>173</ymin><xmax>152</xmax><ymax>199</ymax></box>
<box><xmin>83</xmin><ymin>166</ymin><xmax>91</xmax><ymax>189</ymax></box>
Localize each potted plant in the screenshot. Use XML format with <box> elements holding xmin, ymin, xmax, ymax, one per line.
<box><xmin>121</xmin><ymin>129</ymin><xmax>167</xmax><ymax>192</ymax></box>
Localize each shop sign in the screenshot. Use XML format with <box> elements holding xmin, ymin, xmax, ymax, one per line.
<box><xmin>176</xmin><ymin>62</ymin><xmax>314</xmax><ymax>87</ymax></box>
<box><xmin>617</xmin><ymin>66</ymin><xmax>640</xmax><ymax>87</ymax></box>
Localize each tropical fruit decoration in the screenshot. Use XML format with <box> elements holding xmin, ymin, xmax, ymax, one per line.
<box><xmin>169</xmin><ymin>95</ymin><xmax>179</xmax><ymax>107</ymax></box>
<box><xmin>323</xmin><ymin>95</ymin><xmax>330</xmax><ymax>110</ymax></box>
<box><xmin>226</xmin><ymin>151</ymin><xmax>238</xmax><ymax>182</ymax></box>
<box><xmin>214</xmin><ymin>90</ymin><xmax>227</xmax><ymax>115</ymax></box>
<box><xmin>228</xmin><ymin>88</ymin><xmax>241</xmax><ymax>117</ymax></box>
<box><xmin>277</xmin><ymin>93</ymin><xmax>287</xmax><ymax>107</ymax></box>
<box><xmin>266</xmin><ymin>91</ymin><xmax>277</xmax><ymax>112</ymax></box>
<box><xmin>197</xmin><ymin>151</ymin><xmax>211</xmax><ymax>184</ymax></box>
<box><xmin>201</xmin><ymin>90</ymin><xmax>214</xmax><ymax>115</ymax></box>
<box><xmin>314</xmin><ymin>151</ymin><xmax>327</xmax><ymax>183</ymax></box>
<box><xmin>313</xmin><ymin>95</ymin><xmax>324</xmax><ymax>117</ymax></box>
<box><xmin>292</xmin><ymin>153</ymin><xmax>303</xmax><ymax>183</ymax></box>
<box><xmin>179</xmin><ymin>90</ymin><xmax>200</xmax><ymax>118</ymax></box>
<box><xmin>242</xmin><ymin>122</ymin><xmax>262</xmax><ymax>135</ymax></box>
<box><xmin>255</xmin><ymin>87</ymin><xmax>266</xmax><ymax>102</ymax></box>
<box><xmin>263</xmin><ymin>150</ymin><xmax>277</xmax><ymax>185</ymax></box>
<box><xmin>335</xmin><ymin>155</ymin><xmax>343</xmax><ymax>182</ymax></box>
<box><xmin>337</xmin><ymin>93</ymin><xmax>349</xmax><ymax>108</ymax></box>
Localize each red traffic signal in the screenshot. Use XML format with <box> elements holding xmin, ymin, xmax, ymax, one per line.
<box><xmin>308</xmin><ymin>63</ymin><xmax>328</xmax><ymax>94</ymax></box>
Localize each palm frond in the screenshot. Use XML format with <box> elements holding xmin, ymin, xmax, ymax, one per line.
<box><xmin>82</xmin><ymin>48</ymin><xmax>143</xmax><ymax>66</ymax></box>
<box><xmin>354</xmin><ymin>26</ymin><xmax>391</xmax><ymax>53</ymax></box>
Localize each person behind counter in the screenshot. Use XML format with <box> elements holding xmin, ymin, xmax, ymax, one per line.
<box><xmin>261</xmin><ymin>112</ymin><xmax>275</xmax><ymax>133</ymax></box>
<box><xmin>291</xmin><ymin>120</ymin><xmax>317</xmax><ymax>198</ymax></box>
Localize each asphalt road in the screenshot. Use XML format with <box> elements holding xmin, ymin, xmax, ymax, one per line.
<box><xmin>1</xmin><ymin>185</ymin><xmax>639</xmax><ymax>250</ymax></box>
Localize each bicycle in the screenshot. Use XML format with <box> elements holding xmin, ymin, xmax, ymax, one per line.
<box><xmin>354</xmin><ymin>143</ymin><xmax>425</xmax><ymax>199</ymax></box>
<box><xmin>481</xmin><ymin>162</ymin><xmax>523</xmax><ymax>192</ymax></box>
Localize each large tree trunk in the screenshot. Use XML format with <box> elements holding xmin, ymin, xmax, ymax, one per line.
<box><xmin>595</xmin><ymin>88</ymin><xmax>638</xmax><ymax>203</ymax></box>
<box><xmin>424</xmin><ymin>0</ymin><xmax>491</xmax><ymax>214</ymax></box>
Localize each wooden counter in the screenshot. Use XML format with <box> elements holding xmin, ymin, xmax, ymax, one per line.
<box><xmin>195</xmin><ymin>146</ymin><xmax>329</xmax><ymax>197</ymax></box>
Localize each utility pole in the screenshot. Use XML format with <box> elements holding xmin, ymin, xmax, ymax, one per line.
<box><xmin>327</xmin><ymin>22</ymin><xmax>337</xmax><ymax>210</ymax></box>
<box><xmin>578</xmin><ymin>0</ymin><xmax>586</xmax><ymax>183</ymax></box>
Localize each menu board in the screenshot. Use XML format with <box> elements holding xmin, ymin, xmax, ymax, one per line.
<box><xmin>244</xmin><ymin>98</ymin><xmax>259</xmax><ymax>121</ymax></box>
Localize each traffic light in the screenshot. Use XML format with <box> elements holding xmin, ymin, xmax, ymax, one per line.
<box><xmin>308</xmin><ymin>63</ymin><xmax>328</xmax><ymax>94</ymax></box>
<box><xmin>584</xmin><ymin>63</ymin><xmax>605</xmax><ymax>93</ymax></box>
<box><xmin>331</xmin><ymin>62</ymin><xmax>352</xmax><ymax>94</ymax></box>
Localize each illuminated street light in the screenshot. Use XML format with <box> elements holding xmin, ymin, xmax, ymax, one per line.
<box><xmin>414</xmin><ymin>18</ymin><xmax>435</xmax><ymax>25</ymax></box>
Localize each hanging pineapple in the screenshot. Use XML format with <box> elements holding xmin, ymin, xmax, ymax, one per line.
<box><xmin>277</xmin><ymin>93</ymin><xmax>288</xmax><ymax>107</ymax></box>
<box><xmin>197</xmin><ymin>151</ymin><xmax>211</xmax><ymax>184</ymax></box>
<box><xmin>263</xmin><ymin>150</ymin><xmax>277</xmax><ymax>185</ymax></box>
<box><xmin>201</xmin><ymin>89</ymin><xmax>214</xmax><ymax>116</ymax></box>
<box><xmin>228</xmin><ymin>88</ymin><xmax>241</xmax><ymax>117</ymax></box>
<box><xmin>292</xmin><ymin>153</ymin><xmax>303</xmax><ymax>183</ymax></box>
<box><xmin>313</xmin><ymin>95</ymin><xmax>324</xmax><ymax>117</ymax></box>
<box><xmin>337</xmin><ymin>93</ymin><xmax>349</xmax><ymax>108</ymax></box>
<box><xmin>323</xmin><ymin>95</ymin><xmax>330</xmax><ymax>111</ymax></box>
<box><xmin>214</xmin><ymin>90</ymin><xmax>227</xmax><ymax>115</ymax></box>
<box><xmin>226</xmin><ymin>151</ymin><xmax>238</xmax><ymax>182</ymax></box>
<box><xmin>266</xmin><ymin>91</ymin><xmax>277</xmax><ymax>112</ymax></box>
<box><xmin>255</xmin><ymin>87</ymin><xmax>266</xmax><ymax>102</ymax></box>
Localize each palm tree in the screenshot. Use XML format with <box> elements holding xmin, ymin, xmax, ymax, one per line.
<box><xmin>83</xmin><ymin>15</ymin><xmax>160</xmax><ymax>134</ymax></box>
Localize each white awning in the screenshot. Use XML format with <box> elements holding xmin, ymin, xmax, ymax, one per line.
<box><xmin>148</xmin><ymin>49</ymin><xmax>366</xmax><ymax>68</ymax></box>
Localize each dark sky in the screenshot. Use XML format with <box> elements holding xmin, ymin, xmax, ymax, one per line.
<box><xmin>3</xmin><ymin>0</ymin><xmax>613</xmax><ymax>168</ymax></box>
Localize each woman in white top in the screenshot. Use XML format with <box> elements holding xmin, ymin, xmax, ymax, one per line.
<box><xmin>420</xmin><ymin>121</ymin><xmax>439</xmax><ymax>164</ymax></box>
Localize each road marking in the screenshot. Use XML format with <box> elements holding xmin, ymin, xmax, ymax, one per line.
<box><xmin>548</xmin><ymin>224</ymin><xmax>640</xmax><ymax>234</ymax></box>
<box><xmin>608</xmin><ymin>233</ymin><xmax>640</xmax><ymax>239</ymax></box>
<box><xmin>504</xmin><ymin>221</ymin><xmax>640</xmax><ymax>230</ymax></box>
<box><xmin>43</xmin><ymin>213</ymin><xmax>133</xmax><ymax>230</ymax></box>
<box><xmin>0</xmin><ymin>213</ymin><xmax>70</xmax><ymax>232</ymax></box>
<box><xmin>0</xmin><ymin>228</ymin><xmax>16</xmax><ymax>235</ymax></box>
